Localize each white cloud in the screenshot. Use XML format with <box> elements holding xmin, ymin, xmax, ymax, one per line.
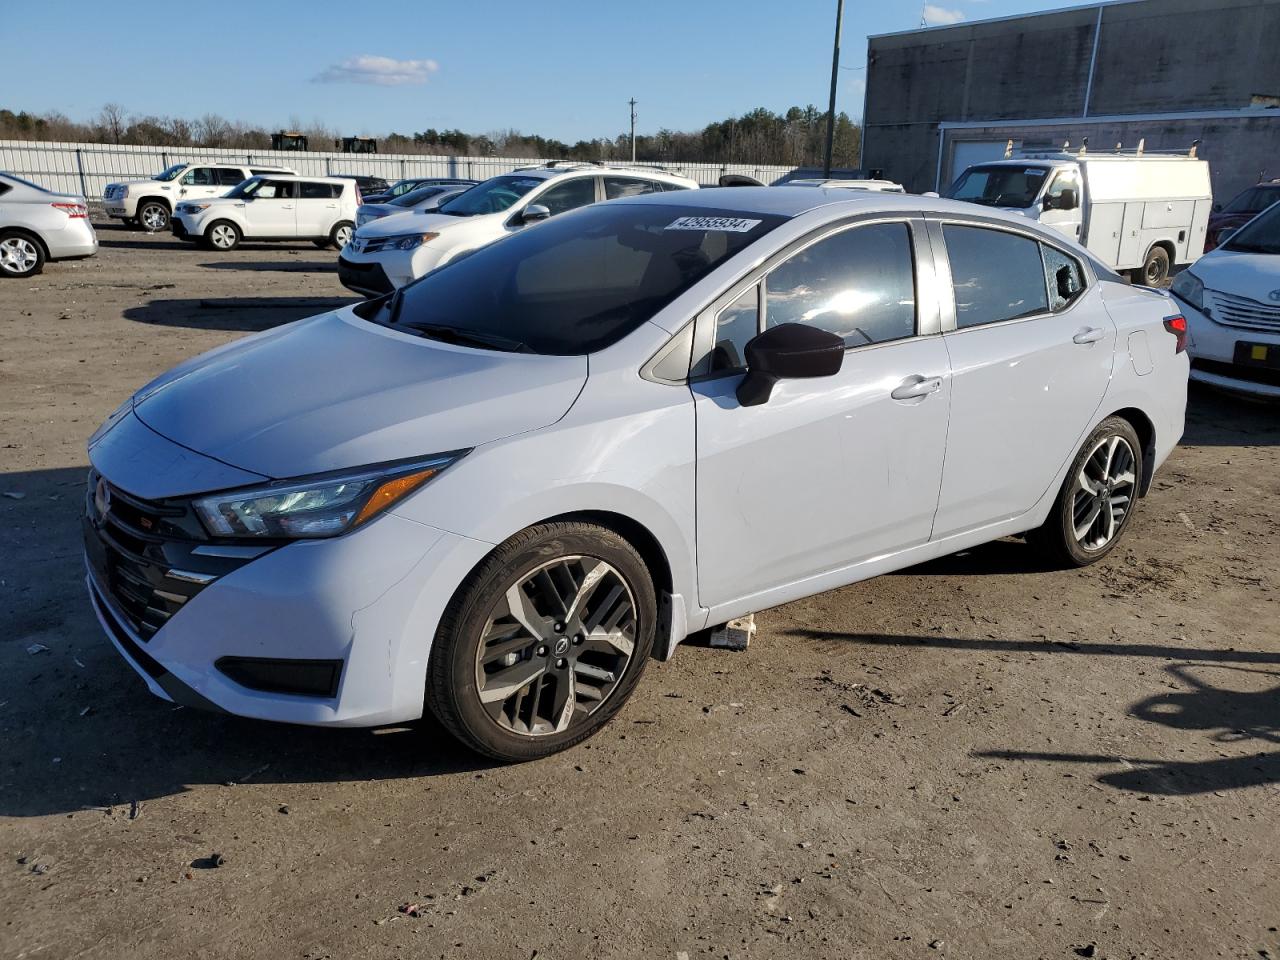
<box><xmin>314</xmin><ymin>55</ymin><xmax>439</xmax><ymax>86</ymax></box>
<box><xmin>923</xmin><ymin>4</ymin><xmax>966</xmax><ymax>24</ymax></box>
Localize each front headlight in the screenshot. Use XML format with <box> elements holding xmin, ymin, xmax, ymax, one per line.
<box><xmin>183</xmin><ymin>203</ymin><xmax>211</xmax><ymax>214</ymax></box>
<box><xmin>1169</xmin><ymin>270</ymin><xmax>1204</xmax><ymax>312</ymax></box>
<box><xmin>389</xmin><ymin>232</ymin><xmax>439</xmax><ymax>251</ymax></box>
<box><xmin>192</xmin><ymin>453</ymin><xmax>465</xmax><ymax>540</ymax></box>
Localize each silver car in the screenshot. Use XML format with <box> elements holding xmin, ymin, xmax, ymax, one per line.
<box><xmin>0</xmin><ymin>172</ymin><xmax>98</xmax><ymax>278</ymax></box>
<box><xmin>355</xmin><ymin>183</ymin><xmax>470</xmax><ymax>229</ymax></box>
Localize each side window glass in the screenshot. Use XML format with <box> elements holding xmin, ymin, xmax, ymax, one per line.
<box><xmin>943</xmin><ymin>225</ymin><xmax>1049</xmax><ymax>329</ymax></box>
<box><xmin>535</xmin><ymin>178</ymin><xmax>596</xmax><ymax>216</ymax></box>
<box><xmin>217</xmin><ymin>168</ymin><xmax>246</xmax><ymax>186</ymax></box>
<box><xmin>604</xmin><ymin>176</ymin><xmax>657</xmax><ymax>199</ymax></box>
<box><xmin>182</xmin><ymin>167</ymin><xmax>216</xmax><ymax>186</ymax></box>
<box><xmin>299</xmin><ymin>181</ymin><xmax>331</xmax><ymax>199</ymax></box>
<box><xmin>255</xmin><ymin>180</ymin><xmax>292</xmax><ymax>199</ymax></box>
<box><xmin>709</xmin><ymin>285</ymin><xmax>760</xmax><ymax>373</ymax></box>
<box><xmin>1042</xmin><ymin>244</ymin><xmax>1086</xmax><ymax>311</ymax></box>
<box><xmin>765</xmin><ymin>222</ymin><xmax>916</xmax><ymax>347</ymax></box>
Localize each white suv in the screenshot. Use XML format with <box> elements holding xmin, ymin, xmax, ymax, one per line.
<box><xmin>172</xmin><ymin>175</ymin><xmax>358</xmax><ymax>251</ymax></box>
<box><xmin>103</xmin><ymin>162</ymin><xmax>296</xmax><ymax>232</ymax></box>
<box><xmin>338</xmin><ymin>163</ymin><xmax>697</xmax><ymax>296</ymax></box>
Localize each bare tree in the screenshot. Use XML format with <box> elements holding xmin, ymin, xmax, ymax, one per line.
<box><xmin>96</xmin><ymin>103</ymin><xmax>128</xmax><ymax>144</ymax></box>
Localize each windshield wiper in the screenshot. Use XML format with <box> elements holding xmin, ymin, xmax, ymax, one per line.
<box><xmin>405</xmin><ymin>322</ymin><xmax>533</xmax><ymax>353</ymax></box>
<box><xmin>384</xmin><ymin>287</ymin><xmax>406</xmax><ymax>325</ymax></box>
<box><xmin>1225</xmin><ymin>241</ymin><xmax>1280</xmax><ymax>255</ymax></box>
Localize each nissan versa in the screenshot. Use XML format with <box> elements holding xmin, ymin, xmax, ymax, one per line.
<box><xmin>84</xmin><ymin>188</ymin><xmax>1188</xmax><ymax>760</ymax></box>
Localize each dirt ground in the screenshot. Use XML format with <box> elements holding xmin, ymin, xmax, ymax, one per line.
<box><xmin>1</xmin><ymin>222</ymin><xmax>1278</xmax><ymax>960</ymax></box>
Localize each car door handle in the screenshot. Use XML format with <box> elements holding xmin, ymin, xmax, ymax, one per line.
<box><xmin>281</xmin><ymin>204</ymin><xmax>294</xmax><ymax>209</ymax></box>
<box><xmin>1072</xmin><ymin>327</ymin><xmax>1105</xmax><ymax>345</ymax></box>
<box><xmin>890</xmin><ymin>375</ymin><xmax>943</xmax><ymax>401</ymax></box>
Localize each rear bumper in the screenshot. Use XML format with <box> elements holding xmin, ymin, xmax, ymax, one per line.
<box><xmin>45</xmin><ymin>219</ymin><xmax>98</xmax><ymax>260</ymax></box>
<box><xmin>338</xmin><ymin>256</ymin><xmax>394</xmax><ymax>297</ymax></box>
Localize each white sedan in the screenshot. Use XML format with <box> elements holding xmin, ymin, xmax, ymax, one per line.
<box><xmin>85</xmin><ymin>188</ymin><xmax>1187</xmax><ymax>760</ymax></box>
<box><xmin>1171</xmin><ymin>201</ymin><xmax>1280</xmax><ymax>398</ymax></box>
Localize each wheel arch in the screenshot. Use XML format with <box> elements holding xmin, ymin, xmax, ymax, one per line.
<box><xmin>1104</xmin><ymin>406</ymin><xmax>1157</xmax><ymax>496</ymax></box>
<box><xmin>137</xmin><ymin>194</ymin><xmax>172</xmax><ymax>212</ymax></box>
<box><xmin>0</xmin><ymin>225</ymin><xmax>50</xmax><ymax>260</ymax></box>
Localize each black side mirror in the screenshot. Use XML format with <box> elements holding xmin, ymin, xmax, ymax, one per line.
<box><xmin>737</xmin><ymin>323</ymin><xmax>845</xmax><ymax>407</ymax></box>
<box><xmin>1057</xmin><ymin>187</ymin><xmax>1078</xmax><ymax>210</ymax></box>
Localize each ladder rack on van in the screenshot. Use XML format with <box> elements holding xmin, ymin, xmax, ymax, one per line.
<box><xmin>1004</xmin><ymin>137</ymin><xmax>1203</xmax><ymax>160</ymax></box>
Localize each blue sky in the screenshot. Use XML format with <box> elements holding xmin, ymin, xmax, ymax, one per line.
<box><xmin>5</xmin><ymin>0</ymin><xmax>1072</xmax><ymax>141</ymax></box>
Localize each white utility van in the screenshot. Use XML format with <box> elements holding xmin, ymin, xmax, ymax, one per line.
<box><xmin>946</xmin><ymin>145</ymin><xmax>1212</xmax><ymax>284</ymax></box>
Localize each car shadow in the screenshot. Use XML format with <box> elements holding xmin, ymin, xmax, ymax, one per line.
<box><xmin>787</xmin><ymin>627</ymin><xmax>1280</xmax><ymax>796</ymax></box>
<box><xmin>1183</xmin><ymin>383</ymin><xmax>1280</xmax><ymax>446</ymax></box>
<box><xmin>0</xmin><ymin>465</ymin><xmax>495</xmax><ymax>819</ymax></box>
<box><xmin>97</xmin><ymin>236</ymin><xmax>191</xmax><ymax>252</ymax></box>
<box><xmin>122</xmin><ymin>296</ymin><xmax>357</xmax><ymax>332</ymax></box>
<box><xmin>198</xmin><ymin>260</ymin><xmax>338</xmax><ymax>273</ymax></box>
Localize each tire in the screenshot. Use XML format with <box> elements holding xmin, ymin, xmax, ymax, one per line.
<box><xmin>204</xmin><ymin>220</ymin><xmax>241</xmax><ymax>251</ymax></box>
<box><xmin>312</xmin><ymin>239</ymin><xmax>330</xmax><ymax>249</ymax></box>
<box><xmin>1136</xmin><ymin>246</ymin><xmax>1170</xmax><ymax>286</ymax></box>
<box><xmin>0</xmin><ymin>230</ymin><xmax>45</xmax><ymax>278</ymax></box>
<box><xmin>1029</xmin><ymin>415</ymin><xmax>1144</xmax><ymax>568</ymax></box>
<box><xmin>427</xmin><ymin>521</ymin><xmax>657</xmax><ymax>761</ymax></box>
<box><xmin>137</xmin><ymin>200</ymin><xmax>170</xmax><ymax>233</ymax></box>
<box><xmin>122</xmin><ymin>217</ymin><xmax>137</xmax><ymax>227</ymax></box>
<box><xmin>328</xmin><ymin>220</ymin><xmax>354</xmax><ymax>250</ymax></box>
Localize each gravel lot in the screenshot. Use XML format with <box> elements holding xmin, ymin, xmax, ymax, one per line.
<box><xmin>2</xmin><ymin>222</ymin><xmax>1278</xmax><ymax>960</ymax></box>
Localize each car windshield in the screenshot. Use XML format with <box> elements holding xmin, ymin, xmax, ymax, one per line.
<box><xmin>152</xmin><ymin>164</ymin><xmax>186</xmax><ymax>182</ymax></box>
<box><xmin>1224</xmin><ymin>185</ymin><xmax>1280</xmax><ymax>215</ymax></box>
<box><xmin>947</xmin><ymin>165</ymin><xmax>1049</xmax><ymax>208</ymax></box>
<box><xmin>1221</xmin><ymin>203</ymin><xmax>1280</xmax><ymax>255</ymax></box>
<box><xmin>371</xmin><ymin>204</ymin><xmax>785</xmax><ymax>355</ymax></box>
<box><xmin>437</xmin><ymin>175</ymin><xmax>543</xmax><ymax>217</ymax></box>
<box><xmin>223</xmin><ymin>177</ymin><xmax>266</xmax><ymax>199</ymax></box>
<box><xmin>392</xmin><ymin>185</ymin><xmax>447</xmax><ymax>207</ymax></box>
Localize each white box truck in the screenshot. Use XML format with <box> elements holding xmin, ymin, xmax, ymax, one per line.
<box><xmin>945</xmin><ymin>146</ymin><xmax>1213</xmax><ymax>284</ymax></box>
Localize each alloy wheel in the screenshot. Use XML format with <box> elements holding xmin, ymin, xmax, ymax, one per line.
<box><xmin>474</xmin><ymin>555</ymin><xmax>637</xmax><ymax>737</ymax></box>
<box><xmin>1070</xmin><ymin>435</ymin><xmax>1137</xmax><ymax>551</ymax></box>
<box><xmin>140</xmin><ymin>205</ymin><xmax>167</xmax><ymax>231</ymax></box>
<box><xmin>334</xmin><ymin>224</ymin><xmax>353</xmax><ymax>248</ymax></box>
<box><xmin>210</xmin><ymin>224</ymin><xmax>237</xmax><ymax>249</ymax></box>
<box><xmin>0</xmin><ymin>237</ymin><xmax>38</xmax><ymax>274</ymax></box>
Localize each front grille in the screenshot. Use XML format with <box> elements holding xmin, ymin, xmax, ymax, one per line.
<box><xmin>1209</xmin><ymin>290</ymin><xmax>1280</xmax><ymax>334</ymax></box>
<box><xmin>104</xmin><ymin>185</ymin><xmax>119</xmax><ymax>200</ymax></box>
<box><xmin>83</xmin><ymin>470</ymin><xmax>262</xmax><ymax>640</ymax></box>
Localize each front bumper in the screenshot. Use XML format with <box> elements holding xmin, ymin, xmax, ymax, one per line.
<box><xmin>338</xmin><ymin>255</ymin><xmax>395</xmax><ymax>296</ymax></box>
<box><xmin>1179</xmin><ymin>295</ymin><xmax>1280</xmax><ymax>398</ymax></box>
<box><xmin>171</xmin><ymin>215</ymin><xmax>202</xmax><ymax>240</ymax></box>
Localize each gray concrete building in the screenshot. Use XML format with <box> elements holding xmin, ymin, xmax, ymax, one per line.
<box><xmin>860</xmin><ymin>0</ymin><xmax>1280</xmax><ymax>202</ymax></box>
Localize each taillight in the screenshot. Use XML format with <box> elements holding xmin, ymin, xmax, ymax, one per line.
<box><xmin>51</xmin><ymin>201</ymin><xmax>88</xmax><ymax>219</ymax></box>
<box><xmin>1163</xmin><ymin>314</ymin><xmax>1188</xmax><ymax>354</ymax></box>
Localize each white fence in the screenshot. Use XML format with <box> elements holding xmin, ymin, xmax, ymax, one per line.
<box><xmin>0</xmin><ymin>140</ymin><xmax>800</xmax><ymax>199</ymax></box>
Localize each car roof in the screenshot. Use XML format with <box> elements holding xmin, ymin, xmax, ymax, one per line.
<box><xmin>250</xmin><ymin>174</ymin><xmax>351</xmax><ymax>184</ymax></box>
<box><xmin>506</xmin><ymin>163</ymin><xmax>697</xmax><ymax>185</ymax></box>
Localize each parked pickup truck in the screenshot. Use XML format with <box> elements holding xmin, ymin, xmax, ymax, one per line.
<box><xmin>103</xmin><ymin>161</ymin><xmax>296</xmax><ymax>232</ymax></box>
<box><xmin>946</xmin><ymin>149</ymin><xmax>1212</xmax><ymax>284</ymax></box>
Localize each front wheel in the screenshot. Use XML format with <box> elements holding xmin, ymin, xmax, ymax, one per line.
<box><xmin>426</xmin><ymin>522</ymin><xmax>657</xmax><ymax>761</ymax></box>
<box><xmin>1134</xmin><ymin>246</ymin><xmax>1170</xmax><ymax>286</ymax></box>
<box><xmin>0</xmin><ymin>231</ymin><xmax>45</xmax><ymax>278</ymax></box>
<box><xmin>137</xmin><ymin>201</ymin><xmax>169</xmax><ymax>233</ymax></box>
<box><xmin>328</xmin><ymin>220</ymin><xmax>354</xmax><ymax>250</ymax></box>
<box><xmin>1029</xmin><ymin>416</ymin><xmax>1143</xmax><ymax>567</ymax></box>
<box><xmin>204</xmin><ymin>220</ymin><xmax>241</xmax><ymax>251</ymax></box>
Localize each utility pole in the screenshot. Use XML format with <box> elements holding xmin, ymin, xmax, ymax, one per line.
<box><xmin>823</xmin><ymin>0</ymin><xmax>845</xmax><ymax>178</ymax></box>
<box><xmin>628</xmin><ymin>98</ymin><xmax>638</xmax><ymax>163</ymax></box>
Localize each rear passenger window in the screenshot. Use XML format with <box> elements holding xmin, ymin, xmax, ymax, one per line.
<box><xmin>604</xmin><ymin>177</ymin><xmax>658</xmax><ymax>199</ymax></box>
<box><xmin>181</xmin><ymin>167</ymin><xmax>216</xmax><ymax>186</ymax></box>
<box><xmin>216</xmin><ymin>168</ymin><xmax>246</xmax><ymax>186</ymax></box>
<box><xmin>299</xmin><ymin>181</ymin><xmax>337</xmax><ymax>199</ymax></box>
<box><xmin>943</xmin><ymin>225</ymin><xmax>1049</xmax><ymax>328</ymax></box>
<box><xmin>535</xmin><ymin>178</ymin><xmax>597</xmax><ymax>216</ymax></box>
<box><xmin>765</xmin><ymin>222</ymin><xmax>917</xmax><ymax>347</ymax></box>
<box><xmin>1041</xmin><ymin>244</ymin><xmax>1085</xmax><ymax>311</ymax></box>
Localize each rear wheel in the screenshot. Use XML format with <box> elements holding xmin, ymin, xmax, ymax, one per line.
<box><xmin>0</xmin><ymin>231</ymin><xmax>44</xmax><ymax>278</ymax></box>
<box><xmin>137</xmin><ymin>200</ymin><xmax>169</xmax><ymax>233</ymax></box>
<box><xmin>427</xmin><ymin>522</ymin><xmax>657</xmax><ymax>761</ymax></box>
<box><xmin>1029</xmin><ymin>416</ymin><xmax>1143</xmax><ymax>567</ymax></box>
<box><xmin>328</xmin><ymin>220</ymin><xmax>354</xmax><ymax>250</ymax></box>
<box><xmin>1134</xmin><ymin>246</ymin><xmax>1170</xmax><ymax>286</ymax></box>
<box><xmin>204</xmin><ymin>220</ymin><xmax>241</xmax><ymax>251</ymax></box>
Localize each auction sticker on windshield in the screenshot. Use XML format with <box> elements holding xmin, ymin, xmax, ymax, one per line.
<box><xmin>666</xmin><ymin>216</ymin><xmax>762</xmax><ymax>232</ymax></box>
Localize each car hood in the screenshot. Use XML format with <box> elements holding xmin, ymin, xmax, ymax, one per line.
<box><xmin>355</xmin><ymin>210</ymin><xmax>483</xmax><ymax>238</ymax></box>
<box><xmin>1193</xmin><ymin>249</ymin><xmax>1280</xmax><ymax>303</ymax></box>
<box><xmin>131</xmin><ymin>309</ymin><xmax>588</xmax><ymax>480</ymax></box>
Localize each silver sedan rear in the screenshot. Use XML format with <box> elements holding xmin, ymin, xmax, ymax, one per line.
<box><xmin>0</xmin><ymin>172</ymin><xmax>98</xmax><ymax>278</ymax></box>
<box><xmin>355</xmin><ymin>184</ymin><xmax>470</xmax><ymax>229</ymax></box>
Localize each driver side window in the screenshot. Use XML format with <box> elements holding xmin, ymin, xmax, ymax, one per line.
<box><xmin>182</xmin><ymin>167</ymin><xmax>216</xmax><ymax>186</ymax></box>
<box><xmin>535</xmin><ymin>177</ymin><xmax>597</xmax><ymax>217</ymax></box>
<box><xmin>1045</xmin><ymin>172</ymin><xmax>1078</xmax><ymax>208</ymax></box>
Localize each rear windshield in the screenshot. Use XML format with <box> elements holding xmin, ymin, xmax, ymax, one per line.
<box><xmin>947</xmin><ymin>165</ymin><xmax>1049</xmax><ymax>208</ymax></box>
<box><xmin>375</xmin><ymin>204</ymin><xmax>785</xmax><ymax>355</ymax></box>
<box><xmin>1224</xmin><ymin>185</ymin><xmax>1280</xmax><ymax>215</ymax></box>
